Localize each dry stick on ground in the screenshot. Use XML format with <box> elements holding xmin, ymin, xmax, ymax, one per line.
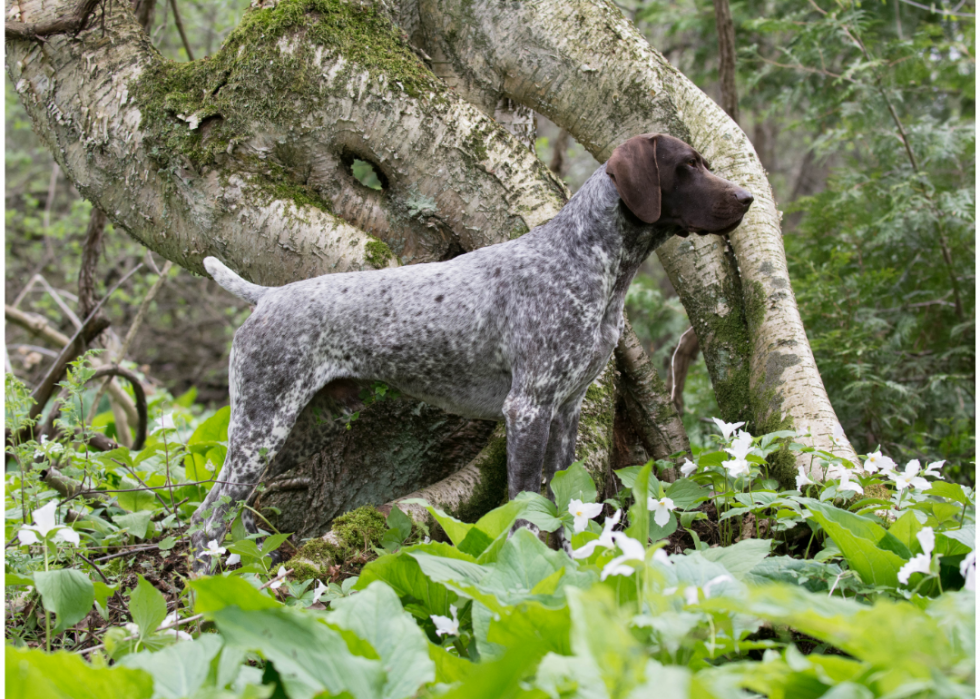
<box><xmin>86</xmin><ymin>261</ymin><xmax>173</xmax><ymax>425</ymax></box>
<box><xmin>42</xmin><ymin>365</ymin><xmax>149</xmax><ymax>451</ymax></box>
<box><xmin>5</xmin><ymin>0</ymin><xmax>101</xmax><ymax>40</ymax></box>
<box><xmin>5</xmin><ymin>305</ymin><xmax>139</xmax><ymax>427</ymax></box>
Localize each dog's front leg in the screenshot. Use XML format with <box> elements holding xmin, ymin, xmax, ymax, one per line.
<box><xmin>503</xmin><ymin>395</ymin><xmax>552</xmax><ymax>539</ymax></box>
<box><xmin>541</xmin><ymin>403</ymin><xmax>583</xmax><ymax>555</ymax></box>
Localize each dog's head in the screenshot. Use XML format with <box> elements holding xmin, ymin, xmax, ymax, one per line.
<box><xmin>606</xmin><ymin>133</ymin><xmax>753</xmax><ymax>238</ymax></box>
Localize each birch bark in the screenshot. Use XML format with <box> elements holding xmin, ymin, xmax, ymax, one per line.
<box><xmin>402</xmin><ymin>0</ymin><xmax>857</xmax><ymax>470</ymax></box>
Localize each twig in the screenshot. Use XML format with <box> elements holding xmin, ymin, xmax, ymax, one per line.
<box><xmin>76</xmin><ymin>552</ymin><xmax>112</xmax><ymax>585</ymax></box>
<box><xmin>92</xmin><ymin>544</ymin><xmax>160</xmax><ymax>562</ymax></box>
<box><xmin>111</xmin><ymin>458</ymin><xmax>175</xmax><ymax>514</ymax></box>
<box><xmin>168</xmin><ymin>0</ymin><xmax>194</xmax><ymax>60</ymax></box>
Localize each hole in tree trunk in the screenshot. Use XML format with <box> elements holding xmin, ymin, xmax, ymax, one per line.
<box><xmin>341</xmin><ymin>150</ymin><xmax>388</xmax><ymax>190</ymax></box>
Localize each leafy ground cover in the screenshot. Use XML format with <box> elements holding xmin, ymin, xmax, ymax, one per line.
<box><xmin>5</xmin><ymin>361</ymin><xmax>976</xmax><ymax>698</ymax></box>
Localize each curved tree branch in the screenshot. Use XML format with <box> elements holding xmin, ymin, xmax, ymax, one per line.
<box><xmin>5</xmin><ymin>0</ymin><xmax>100</xmax><ymax>41</ymax></box>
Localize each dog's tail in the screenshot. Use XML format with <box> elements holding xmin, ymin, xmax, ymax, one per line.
<box><xmin>204</xmin><ymin>257</ymin><xmax>269</xmax><ymax>304</ymax></box>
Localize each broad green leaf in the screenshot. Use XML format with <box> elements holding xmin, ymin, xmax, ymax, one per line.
<box><xmin>926</xmin><ymin>481</ymin><xmax>970</xmax><ymax>505</ymax></box>
<box><xmin>356</xmin><ymin>545</ymin><xmax>460</xmax><ymax>617</ymax></box>
<box><xmin>188</xmin><ymin>406</ymin><xmax>230</xmax><ymax>445</ymax></box>
<box><xmin>130</xmin><ymin>575</ymin><xmax>167</xmax><ymax>640</ymax></box>
<box><xmin>385</xmin><ymin>505</ymin><xmax>414</xmax><ymax>543</ymax></box>
<box><xmin>120</xmin><ymin>634</ymin><xmax>223</xmax><ymax>699</ymax></box>
<box><xmin>939</xmin><ymin>525</ymin><xmax>976</xmax><ymax>553</ymax></box>
<box><xmin>260</xmin><ymin>532</ymin><xmax>292</xmax><ymax>556</ymax></box>
<box><xmin>6</xmin><ymin>573</ymin><xmax>34</xmax><ymax>587</ymax></box>
<box><xmin>534</xmin><ymin>652</ymin><xmax>606</xmax><ymax>699</ymax></box>
<box><xmin>6</xmin><ymin>647</ymin><xmax>153</xmax><ymax>699</ymax></box>
<box><xmin>700</xmin><ymin>539</ymin><xmax>773</xmax><ymax>581</ymax></box>
<box><xmin>93</xmin><ymin>581</ymin><xmax>118</xmax><ymax>614</ymax></box>
<box><xmin>473</xmin><ymin>500</ymin><xmax>531</xmax><ymax>539</ymax></box>
<box><xmin>625</xmin><ymin>463</ymin><xmax>653</xmax><ymax>545</ymax></box>
<box><xmin>567</xmin><ymin>586</ymin><xmax>646</xmax><ymax>696</ymax></box>
<box><xmin>113</xmin><ymin>511</ymin><xmax>153</xmax><ymax>539</ymax></box>
<box><xmin>190</xmin><ymin>575</ymin><xmax>281</xmax><ymax>613</ymax></box>
<box><xmin>329</xmin><ymin>581</ymin><xmax>435</xmax><ymax>699</ymax></box>
<box><xmin>513</xmin><ymin>491</ymin><xmax>563</xmax><ymax>532</ymax></box>
<box><xmin>665</xmin><ymin>479</ymin><xmax>709</xmax><ymax>510</ymax></box>
<box><xmin>803</xmin><ymin>500</ymin><xmax>908</xmax><ymax>587</ymax></box>
<box><xmin>648</xmin><ymin>511</ymin><xmax>678</xmax><ymax>542</ymax></box>
<box><xmin>228</xmin><ymin>539</ymin><xmax>263</xmax><ymax>561</ymax></box>
<box><xmin>437</xmin><ymin>644</ymin><xmax>548</xmax><ymax>699</ymax></box>
<box><xmin>551</xmin><ymin>461</ymin><xmax>597</xmax><ymax>513</ymax></box>
<box><xmin>34</xmin><ymin>568</ymin><xmax>95</xmax><ymax>633</ymax></box>
<box><xmin>213</xmin><ymin>605</ymin><xmax>386</xmax><ymax>699</ymax></box>
<box><xmin>888</xmin><ymin>510</ymin><xmax>924</xmax><ymax>553</ymax></box>
<box><xmin>401</xmin><ymin>499</ymin><xmax>473</xmax><ymax>546</ymax></box>
<box><xmin>429</xmin><ymin>642</ymin><xmax>474</xmax><ymax>684</ymax></box>
<box><xmin>742</xmin><ymin>556</ymin><xmax>835</xmax><ymax>593</ymax></box>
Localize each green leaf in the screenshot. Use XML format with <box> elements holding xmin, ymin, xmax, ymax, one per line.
<box><xmin>385</xmin><ymin>505</ymin><xmax>414</xmax><ymax>543</ymax></box>
<box><xmin>129</xmin><ymin>575</ymin><xmax>167</xmax><ymax>640</ymax></box>
<box><xmin>34</xmin><ymin>568</ymin><xmax>95</xmax><ymax>633</ymax></box>
<box><xmin>188</xmin><ymin>406</ymin><xmax>230</xmax><ymax>445</ymax></box>
<box><xmin>329</xmin><ymin>581</ymin><xmax>435</xmax><ymax>699</ymax></box>
<box><xmin>157</xmin><ymin>536</ymin><xmax>177</xmax><ymax>552</ymax></box>
<box><xmin>437</xmin><ymin>644</ymin><xmax>548</xmax><ymax>699</ymax></box>
<box><xmin>6</xmin><ymin>573</ymin><xmax>34</xmax><ymax>587</ymax></box>
<box><xmin>112</xmin><ymin>511</ymin><xmax>153</xmax><ymax>539</ymax></box>
<box><xmin>513</xmin><ymin>491</ymin><xmax>563</xmax><ymax>532</ymax></box>
<box><xmin>665</xmin><ymin>479</ymin><xmax>709</xmax><ymax>510</ymax></box>
<box><xmin>625</xmin><ymin>463</ymin><xmax>653</xmax><ymax>545</ymax></box>
<box><xmin>700</xmin><ymin>538</ymin><xmax>773</xmax><ymax>581</ymax></box>
<box><xmin>120</xmin><ymin>635</ymin><xmax>223</xmax><ymax>699</ymax></box>
<box><xmin>260</xmin><ymin>532</ymin><xmax>292</xmax><ymax>557</ymax></box>
<box><xmin>550</xmin><ymin>461</ymin><xmax>597</xmax><ymax>513</ymax></box>
<box><xmin>926</xmin><ymin>481</ymin><xmax>970</xmax><ymax>505</ymax></box>
<box><xmin>648</xmin><ymin>510</ymin><xmax>678</xmax><ymax>542</ymax></box>
<box><xmin>887</xmin><ymin>510</ymin><xmax>924</xmax><ymax>553</ymax></box>
<box><xmin>6</xmin><ymin>647</ymin><xmax>153</xmax><ymax>699</ymax></box>
<box><xmin>93</xmin><ymin>581</ymin><xmax>118</xmax><ymax>614</ymax></box>
<box><xmin>190</xmin><ymin>575</ymin><xmax>281</xmax><ymax>613</ymax></box>
<box><xmin>213</xmin><ymin>605</ymin><xmax>386</xmax><ymax>699</ymax></box>
<box><xmin>802</xmin><ymin>500</ymin><xmax>908</xmax><ymax>587</ymax></box>
<box><xmin>567</xmin><ymin>586</ymin><xmax>646</xmax><ymax>696</ymax></box>
<box><xmin>429</xmin><ymin>642</ymin><xmax>474</xmax><ymax>684</ymax></box>
<box><xmin>400</xmin><ymin>499</ymin><xmax>473</xmax><ymax>546</ymax></box>
<box><xmin>356</xmin><ymin>545</ymin><xmax>459</xmax><ymax>617</ymax></box>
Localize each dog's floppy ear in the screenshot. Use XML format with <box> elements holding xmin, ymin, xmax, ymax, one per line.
<box><xmin>605</xmin><ymin>134</ymin><xmax>661</xmax><ymax>224</ymax></box>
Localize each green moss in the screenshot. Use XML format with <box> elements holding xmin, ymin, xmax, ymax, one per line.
<box><xmin>130</xmin><ymin>0</ymin><xmax>445</xmax><ymax>192</ymax></box>
<box><xmin>464</xmin><ymin>127</ymin><xmax>489</xmax><ymax>163</ymax></box>
<box><xmin>288</xmin><ymin>560</ymin><xmax>324</xmax><ymax>581</ymax></box>
<box><xmin>364</xmin><ymin>239</ymin><xmax>395</xmax><ymax>268</ymax></box>
<box><xmin>331</xmin><ymin>505</ymin><xmax>388</xmax><ymax>552</ymax></box>
<box><xmin>452</xmin><ymin>431</ymin><xmax>508</xmax><ymax>524</ymax></box>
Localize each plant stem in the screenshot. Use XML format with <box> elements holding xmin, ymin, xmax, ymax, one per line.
<box><xmin>43</xmin><ymin>543</ymin><xmax>51</xmax><ymax>652</ymax></box>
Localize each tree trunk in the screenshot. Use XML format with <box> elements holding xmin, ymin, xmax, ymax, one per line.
<box><xmin>401</xmin><ymin>0</ymin><xmax>858</xmax><ymax>473</ymax></box>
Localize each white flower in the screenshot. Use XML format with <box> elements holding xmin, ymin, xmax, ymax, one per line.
<box><xmin>431</xmin><ymin>604</ymin><xmax>460</xmax><ymax>637</ymax></box>
<box><xmin>647</xmin><ymin>496</ymin><xmax>676</xmax><ymax>528</ymax></box>
<box><xmin>568</xmin><ymin>499</ymin><xmax>604</xmax><ymax>534</ymax></box>
<box><xmin>572</xmin><ymin>510</ymin><xmax>621</xmax><ymax>559</ymax></box>
<box><xmin>312</xmin><ymin>580</ymin><xmax>328</xmax><ymax>604</ymax></box>
<box><xmin>124</xmin><ymin>622</ymin><xmax>140</xmax><ymax>636</ymax></box>
<box><xmin>960</xmin><ymin>551</ymin><xmax>975</xmax><ymax>592</ymax></box>
<box><xmin>160</xmin><ymin>612</ymin><xmax>192</xmax><ymax>640</ymax></box>
<box><xmin>890</xmin><ymin>460</ymin><xmax>931</xmax><ymax>492</ymax></box>
<box><xmin>682</xmin><ymin>574</ymin><xmax>733</xmax><ymax>605</ymax></box>
<box><xmin>923</xmin><ymin>460</ymin><xmax>945</xmax><ymax>479</ymax></box>
<box><xmin>831</xmin><ymin>424</ymin><xmax>847</xmax><ymax>447</ymax></box>
<box><xmin>17</xmin><ymin>501</ymin><xmax>80</xmax><ymax>547</ymax></box>
<box><xmin>795</xmin><ymin>467</ymin><xmax>814</xmax><ymax>491</ymax></box>
<box><xmin>225</xmin><ymin>553</ymin><xmax>241</xmax><ymax>566</ymax></box>
<box><xmin>721</xmin><ymin>457</ymin><xmax>751</xmax><ymax>479</ymax></box>
<box><xmin>796</xmin><ymin>424</ymin><xmax>811</xmax><ymax>438</ymax></box>
<box><xmin>47</xmin><ymin>441</ymin><xmax>64</xmax><ymax>455</ymax></box>
<box><xmin>863</xmin><ymin>450</ymin><xmax>896</xmax><ymax>474</ymax></box>
<box><xmin>651</xmin><ymin>548</ymin><xmax>672</xmax><ymax>567</ymax></box>
<box><xmin>727</xmin><ymin>431</ymin><xmax>754</xmax><ymax>459</ymax></box>
<box><xmin>680</xmin><ymin>459</ymin><xmax>697</xmax><ymax>478</ymax></box>
<box><xmin>199</xmin><ymin>539</ymin><xmax>227</xmax><ymax>558</ymax></box>
<box><xmin>837</xmin><ymin>469</ymin><xmax>864</xmax><ymax>495</ymax></box>
<box><xmin>269</xmin><ymin>565</ymin><xmax>287</xmax><ymax>590</ymax></box>
<box><xmin>711</xmin><ymin>418</ymin><xmax>745</xmax><ymax>440</ymax></box>
<box><xmin>600</xmin><ymin>532</ymin><xmax>645</xmax><ymax>581</ymax></box>
<box><xmin>156</xmin><ymin>413</ymin><xmax>177</xmax><ymax>431</ymax></box>
<box><xmin>898</xmin><ymin>527</ymin><xmax>935</xmax><ymax>585</ymax></box>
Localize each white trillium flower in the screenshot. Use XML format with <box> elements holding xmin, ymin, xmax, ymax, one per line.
<box><xmin>898</xmin><ymin>527</ymin><xmax>935</xmax><ymax>585</ymax></box>
<box><xmin>960</xmin><ymin>551</ymin><xmax>976</xmax><ymax>592</ymax></box>
<box><xmin>726</xmin><ymin>431</ymin><xmax>754</xmax><ymax>460</ymax></box>
<box><xmin>17</xmin><ymin>501</ymin><xmax>80</xmax><ymax>547</ymax></box>
<box><xmin>124</xmin><ymin>622</ymin><xmax>140</xmax><ymax>636</ymax></box>
<box><xmin>680</xmin><ymin>459</ymin><xmax>697</xmax><ymax>478</ymax></box>
<box><xmin>160</xmin><ymin>612</ymin><xmax>193</xmax><ymax>640</ymax></box>
<box><xmin>225</xmin><ymin>553</ymin><xmax>241</xmax><ymax>566</ymax></box>
<box><xmin>924</xmin><ymin>460</ymin><xmax>946</xmax><ymax>479</ymax></box>
<box><xmin>156</xmin><ymin>413</ymin><xmax>177</xmax><ymax>431</ymax></box>
<box><xmin>572</xmin><ymin>510</ymin><xmax>621</xmax><ymax>559</ymax></box>
<box><xmin>796</xmin><ymin>424</ymin><xmax>811</xmax><ymax>438</ymax></box>
<box><xmin>651</xmin><ymin>548</ymin><xmax>672</xmax><ymax>567</ymax></box>
<box><xmin>647</xmin><ymin>496</ymin><xmax>676</xmax><ymax>528</ymax></box>
<box><xmin>312</xmin><ymin>580</ymin><xmax>328</xmax><ymax>604</ymax></box>
<box><xmin>269</xmin><ymin>565</ymin><xmax>288</xmax><ymax>590</ymax></box>
<box><xmin>837</xmin><ymin>469</ymin><xmax>864</xmax><ymax>495</ymax></box>
<box><xmin>890</xmin><ymin>460</ymin><xmax>931</xmax><ymax>491</ymax></box>
<box><xmin>431</xmin><ymin>604</ymin><xmax>460</xmax><ymax>637</ymax></box>
<box><xmin>682</xmin><ymin>574</ymin><xmax>733</xmax><ymax>605</ymax></box>
<box><xmin>863</xmin><ymin>450</ymin><xmax>896</xmax><ymax>474</ymax></box>
<box><xmin>199</xmin><ymin>539</ymin><xmax>227</xmax><ymax>558</ymax></box>
<box><xmin>831</xmin><ymin>424</ymin><xmax>847</xmax><ymax>447</ymax></box>
<box><xmin>600</xmin><ymin>532</ymin><xmax>645</xmax><ymax>581</ymax></box>
<box><xmin>795</xmin><ymin>467</ymin><xmax>814</xmax><ymax>491</ymax></box>
<box><xmin>710</xmin><ymin>418</ymin><xmax>745</xmax><ymax>440</ymax></box>
<box><xmin>568</xmin><ymin>499</ymin><xmax>604</xmax><ymax>534</ymax></box>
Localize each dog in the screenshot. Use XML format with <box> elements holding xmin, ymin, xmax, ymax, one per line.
<box><xmin>190</xmin><ymin>133</ymin><xmax>753</xmax><ymax>563</ymax></box>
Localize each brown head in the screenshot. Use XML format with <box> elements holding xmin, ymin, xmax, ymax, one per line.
<box><xmin>605</xmin><ymin>133</ymin><xmax>753</xmax><ymax>237</ymax></box>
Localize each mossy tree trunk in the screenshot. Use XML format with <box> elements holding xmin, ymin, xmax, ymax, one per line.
<box><xmin>7</xmin><ymin>0</ymin><xmax>850</xmax><ymax>541</ymax></box>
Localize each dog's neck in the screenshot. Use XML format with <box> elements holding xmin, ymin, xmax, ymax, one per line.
<box><xmin>546</xmin><ymin>166</ymin><xmax>678</xmax><ymax>297</ymax></box>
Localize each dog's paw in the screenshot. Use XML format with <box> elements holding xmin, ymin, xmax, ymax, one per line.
<box><xmin>554</xmin><ymin>527</ymin><xmax>574</xmax><ymax>557</ymax></box>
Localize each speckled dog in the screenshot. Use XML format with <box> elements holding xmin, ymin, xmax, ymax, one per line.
<box><xmin>191</xmin><ymin>133</ymin><xmax>753</xmax><ymax>563</ymax></box>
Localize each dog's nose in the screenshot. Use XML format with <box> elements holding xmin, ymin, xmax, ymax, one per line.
<box><xmin>734</xmin><ymin>189</ymin><xmax>754</xmax><ymax>209</ymax></box>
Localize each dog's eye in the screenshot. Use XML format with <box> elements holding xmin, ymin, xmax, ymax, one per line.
<box><xmin>687</xmin><ymin>158</ymin><xmax>698</xmax><ymax>168</ymax></box>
